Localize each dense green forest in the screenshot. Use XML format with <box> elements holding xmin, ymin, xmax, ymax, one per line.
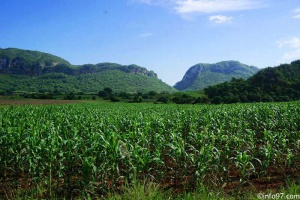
<box><xmin>0</xmin><ymin>71</ymin><xmax>176</xmax><ymax>94</ymax></box>
<box><xmin>174</xmin><ymin>61</ymin><xmax>259</xmax><ymax>91</ymax></box>
<box><xmin>204</xmin><ymin>60</ymin><xmax>300</xmax><ymax>103</ymax></box>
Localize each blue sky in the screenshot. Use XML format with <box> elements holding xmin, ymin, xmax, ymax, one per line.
<box><xmin>1</xmin><ymin>0</ymin><xmax>300</xmax><ymax>85</ymax></box>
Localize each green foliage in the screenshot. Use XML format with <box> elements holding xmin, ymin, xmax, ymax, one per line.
<box><xmin>0</xmin><ymin>48</ymin><xmax>157</xmax><ymax>77</ymax></box>
<box><xmin>0</xmin><ymin>48</ymin><xmax>175</xmax><ymax>94</ymax></box>
<box><xmin>1</xmin><ymin>102</ymin><xmax>300</xmax><ymax>199</ymax></box>
<box><xmin>172</xmin><ymin>94</ymin><xmax>196</xmax><ymax>104</ymax></box>
<box><xmin>98</xmin><ymin>87</ymin><xmax>113</xmax><ymax>99</ymax></box>
<box><xmin>0</xmin><ymin>71</ymin><xmax>176</xmax><ymax>93</ymax></box>
<box><xmin>205</xmin><ymin>60</ymin><xmax>300</xmax><ymax>103</ymax></box>
<box><xmin>64</xmin><ymin>92</ymin><xmax>76</xmax><ymax>100</ymax></box>
<box><xmin>194</xmin><ymin>95</ymin><xmax>210</xmax><ymax>104</ymax></box>
<box><xmin>132</xmin><ymin>95</ymin><xmax>143</xmax><ymax>103</ymax></box>
<box><xmin>0</xmin><ymin>48</ymin><xmax>71</xmax><ymax>75</ymax></box>
<box><xmin>95</xmin><ymin>89</ymin><xmax>206</xmax><ymax>104</ymax></box>
<box><xmin>156</xmin><ymin>96</ymin><xmax>170</xmax><ymax>103</ymax></box>
<box><xmin>22</xmin><ymin>92</ymin><xmax>55</xmax><ymax>99</ymax></box>
<box><xmin>108</xmin><ymin>182</ymin><xmax>170</xmax><ymax>200</ymax></box>
<box><xmin>110</xmin><ymin>95</ymin><xmax>121</xmax><ymax>102</ymax></box>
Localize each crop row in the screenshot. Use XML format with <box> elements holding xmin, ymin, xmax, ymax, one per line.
<box><xmin>0</xmin><ymin>102</ymin><xmax>299</xmax><ymax>198</ymax></box>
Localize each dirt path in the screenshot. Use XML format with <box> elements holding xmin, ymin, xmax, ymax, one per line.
<box><xmin>0</xmin><ymin>99</ymin><xmax>83</xmax><ymax>106</ymax></box>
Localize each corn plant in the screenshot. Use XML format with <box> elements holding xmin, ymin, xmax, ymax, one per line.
<box><xmin>0</xmin><ymin>101</ymin><xmax>300</xmax><ymax>199</ymax></box>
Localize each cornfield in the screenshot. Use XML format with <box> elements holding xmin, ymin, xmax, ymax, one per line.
<box><xmin>1</xmin><ymin>102</ymin><xmax>300</xmax><ymax>198</ymax></box>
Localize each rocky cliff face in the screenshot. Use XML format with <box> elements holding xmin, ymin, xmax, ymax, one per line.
<box><xmin>0</xmin><ymin>48</ymin><xmax>71</xmax><ymax>75</ymax></box>
<box><xmin>121</xmin><ymin>65</ymin><xmax>157</xmax><ymax>77</ymax></box>
<box><xmin>175</xmin><ymin>65</ymin><xmax>205</xmax><ymax>90</ymax></box>
<box><xmin>174</xmin><ymin>61</ymin><xmax>259</xmax><ymax>91</ymax></box>
<box><xmin>0</xmin><ymin>57</ymin><xmax>57</xmax><ymax>75</ymax></box>
<box><xmin>0</xmin><ymin>48</ymin><xmax>157</xmax><ymax>78</ymax></box>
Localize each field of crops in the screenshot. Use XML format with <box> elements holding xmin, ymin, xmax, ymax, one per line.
<box><xmin>1</xmin><ymin>102</ymin><xmax>300</xmax><ymax>198</ymax></box>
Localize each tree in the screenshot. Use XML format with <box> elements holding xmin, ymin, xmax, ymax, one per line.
<box><xmin>157</xmin><ymin>96</ymin><xmax>169</xmax><ymax>104</ymax></box>
<box><xmin>5</xmin><ymin>88</ymin><xmax>15</xmax><ymax>95</ymax></box>
<box><xmin>98</xmin><ymin>87</ymin><xmax>113</xmax><ymax>100</ymax></box>
<box><xmin>172</xmin><ymin>94</ymin><xmax>196</xmax><ymax>104</ymax></box>
<box><xmin>64</xmin><ymin>92</ymin><xmax>76</xmax><ymax>100</ymax></box>
<box><xmin>104</xmin><ymin>87</ymin><xmax>113</xmax><ymax>94</ymax></box>
<box><xmin>194</xmin><ymin>96</ymin><xmax>210</xmax><ymax>104</ymax></box>
<box><xmin>212</xmin><ymin>96</ymin><xmax>222</xmax><ymax>104</ymax></box>
<box><xmin>118</xmin><ymin>92</ymin><xmax>131</xmax><ymax>99</ymax></box>
<box><xmin>110</xmin><ymin>95</ymin><xmax>121</xmax><ymax>102</ymax></box>
<box><xmin>132</xmin><ymin>96</ymin><xmax>142</xmax><ymax>103</ymax></box>
<box><xmin>148</xmin><ymin>90</ymin><xmax>157</xmax><ymax>98</ymax></box>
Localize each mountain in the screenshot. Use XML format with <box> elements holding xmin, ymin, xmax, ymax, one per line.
<box><xmin>204</xmin><ymin>60</ymin><xmax>300</xmax><ymax>103</ymax></box>
<box><xmin>174</xmin><ymin>61</ymin><xmax>259</xmax><ymax>91</ymax></box>
<box><xmin>0</xmin><ymin>48</ymin><xmax>157</xmax><ymax>77</ymax></box>
<box><xmin>0</xmin><ymin>48</ymin><xmax>176</xmax><ymax>93</ymax></box>
<box><xmin>0</xmin><ymin>48</ymin><xmax>72</xmax><ymax>75</ymax></box>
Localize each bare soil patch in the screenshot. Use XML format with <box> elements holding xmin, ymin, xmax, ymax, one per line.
<box><xmin>0</xmin><ymin>99</ymin><xmax>82</xmax><ymax>106</ymax></box>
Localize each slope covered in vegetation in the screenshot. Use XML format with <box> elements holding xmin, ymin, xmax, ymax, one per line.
<box><xmin>205</xmin><ymin>60</ymin><xmax>300</xmax><ymax>103</ymax></box>
<box><xmin>0</xmin><ymin>48</ymin><xmax>176</xmax><ymax>93</ymax></box>
<box><xmin>0</xmin><ymin>71</ymin><xmax>176</xmax><ymax>93</ymax></box>
<box><xmin>174</xmin><ymin>61</ymin><xmax>259</xmax><ymax>91</ymax></box>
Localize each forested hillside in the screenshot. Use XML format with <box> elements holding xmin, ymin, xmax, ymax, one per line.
<box><xmin>0</xmin><ymin>48</ymin><xmax>176</xmax><ymax>93</ymax></box>
<box><xmin>205</xmin><ymin>60</ymin><xmax>300</xmax><ymax>103</ymax></box>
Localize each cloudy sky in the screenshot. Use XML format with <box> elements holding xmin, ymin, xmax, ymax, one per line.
<box><xmin>1</xmin><ymin>0</ymin><xmax>300</xmax><ymax>85</ymax></box>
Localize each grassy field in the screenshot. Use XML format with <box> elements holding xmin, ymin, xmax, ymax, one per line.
<box><xmin>0</xmin><ymin>101</ymin><xmax>300</xmax><ymax>199</ymax></box>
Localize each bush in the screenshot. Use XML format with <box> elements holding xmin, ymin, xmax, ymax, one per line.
<box><xmin>110</xmin><ymin>96</ymin><xmax>121</xmax><ymax>102</ymax></box>
<box><xmin>157</xmin><ymin>96</ymin><xmax>169</xmax><ymax>104</ymax></box>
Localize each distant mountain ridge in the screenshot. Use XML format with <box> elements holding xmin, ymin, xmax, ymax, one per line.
<box><xmin>0</xmin><ymin>48</ymin><xmax>157</xmax><ymax>77</ymax></box>
<box><xmin>0</xmin><ymin>48</ymin><xmax>175</xmax><ymax>93</ymax></box>
<box><xmin>174</xmin><ymin>61</ymin><xmax>259</xmax><ymax>91</ymax></box>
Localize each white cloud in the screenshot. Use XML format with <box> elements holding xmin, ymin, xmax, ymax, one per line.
<box><xmin>209</xmin><ymin>15</ymin><xmax>232</xmax><ymax>23</ymax></box>
<box><xmin>294</xmin><ymin>8</ymin><xmax>300</xmax><ymax>13</ymax></box>
<box><xmin>277</xmin><ymin>37</ymin><xmax>300</xmax><ymax>48</ymax></box>
<box><xmin>131</xmin><ymin>0</ymin><xmax>265</xmax><ymax>21</ymax></box>
<box><xmin>129</xmin><ymin>0</ymin><xmax>173</xmax><ymax>6</ymax></box>
<box><xmin>277</xmin><ymin>37</ymin><xmax>300</xmax><ymax>63</ymax></box>
<box><xmin>293</xmin><ymin>8</ymin><xmax>300</xmax><ymax>19</ymax></box>
<box><xmin>131</xmin><ymin>0</ymin><xmax>265</xmax><ymax>14</ymax></box>
<box><xmin>129</xmin><ymin>0</ymin><xmax>152</xmax><ymax>4</ymax></box>
<box><xmin>293</xmin><ymin>15</ymin><xmax>300</xmax><ymax>19</ymax></box>
<box><xmin>140</xmin><ymin>0</ymin><xmax>151</xmax><ymax>3</ymax></box>
<box><xmin>139</xmin><ymin>32</ymin><xmax>153</xmax><ymax>38</ymax></box>
<box><xmin>174</xmin><ymin>0</ymin><xmax>264</xmax><ymax>14</ymax></box>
